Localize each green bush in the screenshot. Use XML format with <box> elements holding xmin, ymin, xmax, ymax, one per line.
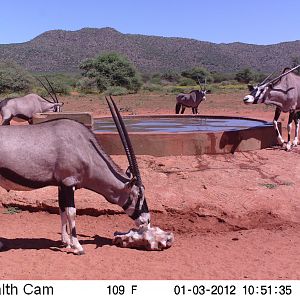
<box><xmin>76</xmin><ymin>77</ymin><xmax>97</xmax><ymax>94</ymax></box>
<box><xmin>79</xmin><ymin>52</ymin><xmax>142</xmax><ymax>93</ymax></box>
<box><xmin>149</xmin><ymin>73</ymin><xmax>162</xmax><ymax>85</ymax></box>
<box><xmin>179</xmin><ymin>77</ymin><xmax>195</xmax><ymax>86</ymax></box>
<box><xmin>235</xmin><ymin>68</ymin><xmax>255</xmax><ymax>83</ymax></box>
<box><xmin>165</xmin><ymin>86</ymin><xmax>187</xmax><ymax>94</ymax></box>
<box><xmin>211</xmin><ymin>72</ymin><xmax>235</xmax><ymax>83</ymax></box>
<box><xmin>104</xmin><ymin>86</ymin><xmax>129</xmax><ymax>96</ymax></box>
<box><xmin>161</xmin><ymin>71</ymin><xmax>181</xmax><ymax>83</ymax></box>
<box><xmin>181</xmin><ymin>67</ymin><xmax>213</xmax><ymax>84</ymax></box>
<box><xmin>36</xmin><ymin>77</ymin><xmax>70</xmax><ymax>95</ymax></box>
<box><xmin>142</xmin><ymin>83</ymin><xmax>163</xmax><ymax>92</ymax></box>
<box><xmin>0</xmin><ymin>60</ymin><xmax>33</xmax><ymax>93</ymax></box>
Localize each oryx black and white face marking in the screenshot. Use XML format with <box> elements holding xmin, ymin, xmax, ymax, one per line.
<box><xmin>122</xmin><ymin>185</ymin><xmax>150</xmax><ymax>228</ymax></box>
<box><xmin>243</xmin><ymin>83</ymin><xmax>269</xmax><ymax>104</ymax></box>
<box><xmin>242</xmin><ymin>66</ymin><xmax>300</xmax><ymax>150</ymax></box>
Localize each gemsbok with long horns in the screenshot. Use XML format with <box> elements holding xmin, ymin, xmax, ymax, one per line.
<box><xmin>243</xmin><ymin>65</ymin><xmax>300</xmax><ymax>150</ymax></box>
<box><xmin>0</xmin><ymin>97</ymin><xmax>150</xmax><ymax>254</ymax></box>
<box><xmin>175</xmin><ymin>78</ymin><xmax>208</xmax><ymax>114</ymax></box>
<box><xmin>0</xmin><ymin>77</ymin><xmax>63</xmax><ymax>125</ymax></box>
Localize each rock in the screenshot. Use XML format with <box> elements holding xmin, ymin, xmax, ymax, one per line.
<box><xmin>113</xmin><ymin>226</ymin><xmax>174</xmax><ymax>251</ymax></box>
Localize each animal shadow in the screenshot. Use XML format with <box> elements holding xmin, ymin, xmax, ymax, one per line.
<box><xmin>0</xmin><ymin>234</ymin><xmax>113</xmax><ymax>253</ymax></box>
<box><xmin>219</xmin><ymin>126</ymin><xmax>277</xmax><ymax>154</ymax></box>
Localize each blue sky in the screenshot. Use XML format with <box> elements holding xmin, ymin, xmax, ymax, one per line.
<box><xmin>1</xmin><ymin>0</ymin><xmax>300</xmax><ymax>45</ymax></box>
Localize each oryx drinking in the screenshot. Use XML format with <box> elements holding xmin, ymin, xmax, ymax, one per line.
<box><xmin>243</xmin><ymin>65</ymin><xmax>300</xmax><ymax>150</ymax></box>
<box><xmin>0</xmin><ymin>78</ymin><xmax>62</xmax><ymax>125</ymax></box>
<box><xmin>0</xmin><ymin>97</ymin><xmax>150</xmax><ymax>254</ymax></box>
<box><xmin>0</xmin><ymin>94</ymin><xmax>63</xmax><ymax>125</ymax></box>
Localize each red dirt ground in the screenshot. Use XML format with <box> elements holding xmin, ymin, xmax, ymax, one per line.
<box><xmin>0</xmin><ymin>92</ymin><xmax>299</xmax><ymax>280</ymax></box>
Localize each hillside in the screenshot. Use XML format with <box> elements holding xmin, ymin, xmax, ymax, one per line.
<box><xmin>0</xmin><ymin>27</ymin><xmax>299</xmax><ymax>74</ymax></box>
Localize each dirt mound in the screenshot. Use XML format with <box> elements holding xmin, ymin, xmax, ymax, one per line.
<box><xmin>152</xmin><ymin>208</ymin><xmax>296</xmax><ymax>236</ymax></box>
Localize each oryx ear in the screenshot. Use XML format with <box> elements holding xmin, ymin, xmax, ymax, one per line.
<box><xmin>126</xmin><ymin>177</ymin><xmax>137</xmax><ymax>189</ymax></box>
<box><xmin>247</xmin><ymin>84</ymin><xmax>254</xmax><ymax>92</ymax></box>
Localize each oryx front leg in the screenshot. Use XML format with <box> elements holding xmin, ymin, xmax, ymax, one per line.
<box><xmin>292</xmin><ymin>115</ymin><xmax>299</xmax><ymax>147</ymax></box>
<box><xmin>59</xmin><ymin>208</ymin><xmax>71</xmax><ymax>248</ymax></box>
<box><xmin>58</xmin><ymin>187</ymin><xmax>71</xmax><ymax>247</ymax></box>
<box><xmin>59</xmin><ymin>185</ymin><xmax>84</xmax><ymax>255</ymax></box>
<box><xmin>273</xmin><ymin>107</ymin><xmax>284</xmax><ymax>146</ymax></box>
<box><xmin>286</xmin><ymin>111</ymin><xmax>295</xmax><ymax>151</ymax></box>
<box><xmin>66</xmin><ymin>207</ymin><xmax>84</xmax><ymax>255</ymax></box>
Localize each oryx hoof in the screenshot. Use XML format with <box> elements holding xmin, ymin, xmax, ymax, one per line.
<box><xmin>63</xmin><ymin>244</ymin><xmax>72</xmax><ymax>249</ymax></box>
<box><xmin>285</xmin><ymin>143</ymin><xmax>292</xmax><ymax>151</ymax></box>
<box><xmin>74</xmin><ymin>249</ymin><xmax>85</xmax><ymax>255</ymax></box>
<box><xmin>61</xmin><ymin>240</ymin><xmax>71</xmax><ymax>248</ymax></box>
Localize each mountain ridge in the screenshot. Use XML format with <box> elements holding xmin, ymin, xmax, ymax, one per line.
<box><xmin>0</xmin><ymin>27</ymin><xmax>299</xmax><ymax>74</ymax></box>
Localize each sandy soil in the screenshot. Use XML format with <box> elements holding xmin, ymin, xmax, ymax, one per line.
<box><xmin>0</xmin><ymin>91</ymin><xmax>299</xmax><ymax>280</ymax></box>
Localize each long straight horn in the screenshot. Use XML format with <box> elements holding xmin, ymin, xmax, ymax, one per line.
<box><xmin>44</xmin><ymin>76</ymin><xmax>59</xmax><ymax>104</ymax></box>
<box><xmin>105</xmin><ymin>96</ymin><xmax>134</xmax><ymax>177</ymax></box>
<box><xmin>109</xmin><ymin>96</ymin><xmax>143</xmax><ymax>186</ymax></box>
<box><xmin>268</xmin><ymin>65</ymin><xmax>300</xmax><ymax>85</ymax></box>
<box><xmin>35</xmin><ymin>77</ymin><xmax>56</xmax><ymax>103</ymax></box>
<box><xmin>259</xmin><ymin>71</ymin><xmax>275</xmax><ymax>86</ymax></box>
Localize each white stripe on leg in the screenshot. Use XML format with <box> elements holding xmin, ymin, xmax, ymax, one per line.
<box><xmin>59</xmin><ymin>208</ymin><xmax>70</xmax><ymax>248</ymax></box>
<box><xmin>273</xmin><ymin>120</ymin><xmax>284</xmax><ymax>145</ymax></box>
<box><xmin>65</xmin><ymin>207</ymin><xmax>84</xmax><ymax>255</ymax></box>
<box><xmin>293</xmin><ymin>119</ymin><xmax>299</xmax><ymax>147</ymax></box>
<box><xmin>286</xmin><ymin>121</ymin><xmax>292</xmax><ymax>150</ymax></box>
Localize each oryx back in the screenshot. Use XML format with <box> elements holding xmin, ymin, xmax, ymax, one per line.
<box><xmin>0</xmin><ymin>119</ymin><xmax>108</xmax><ymax>191</ymax></box>
<box><xmin>0</xmin><ymin>94</ymin><xmax>62</xmax><ymax>124</ymax></box>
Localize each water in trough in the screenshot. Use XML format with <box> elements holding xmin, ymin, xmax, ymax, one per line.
<box><xmin>94</xmin><ymin>116</ymin><xmax>272</xmax><ymax>133</ymax></box>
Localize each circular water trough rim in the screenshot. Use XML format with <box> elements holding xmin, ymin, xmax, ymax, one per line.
<box><xmin>93</xmin><ymin>115</ymin><xmax>278</xmax><ymax>155</ymax></box>
<box><xmin>93</xmin><ymin>114</ymin><xmax>273</xmax><ymax>135</ymax></box>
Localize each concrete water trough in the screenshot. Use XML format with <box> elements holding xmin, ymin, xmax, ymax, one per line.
<box><xmin>33</xmin><ymin>113</ymin><xmax>279</xmax><ymax>156</ymax></box>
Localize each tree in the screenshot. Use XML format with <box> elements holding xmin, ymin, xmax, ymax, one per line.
<box><xmin>79</xmin><ymin>52</ymin><xmax>142</xmax><ymax>93</ymax></box>
<box><xmin>0</xmin><ymin>60</ymin><xmax>33</xmax><ymax>93</ymax></box>
<box><xmin>181</xmin><ymin>67</ymin><xmax>213</xmax><ymax>84</ymax></box>
<box><xmin>235</xmin><ymin>68</ymin><xmax>255</xmax><ymax>83</ymax></box>
<box><xmin>161</xmin><ymin>70</ymin><xmax>181</xmax><ymax>83</ymax></box>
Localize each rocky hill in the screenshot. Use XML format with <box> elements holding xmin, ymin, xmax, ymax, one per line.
<box><xmin>0</xmin><ymin>27</ymin><xmax>299</xmax><ymax>74</ymax></box>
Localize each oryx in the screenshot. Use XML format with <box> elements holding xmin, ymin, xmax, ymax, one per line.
<box><xmin>175</xmin><ymin>78</ymin><xmax>208</xmax><ymax>114</ymax></box>
<box><xmin>0</xmin><ymin>97</ymin><xmax>150</xmax><ymax>254</ymax></box>
<box><xmin>0</xmin><ymin>78</ymin><xmax>62</xmax><ymax>125</ymax></box>
<box><xmin>243</xmin><ymin>65</ymin><xmax>300</xmax><ymax>150</ymax></box>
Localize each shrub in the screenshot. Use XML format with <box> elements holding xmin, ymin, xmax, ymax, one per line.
<box><xmin>165</xmin><ymin>86</ymin><xmax>187</xmax><ymax>94</ymax></box>
<box><xmin>235</xmin><ymin>68</ymin><xmax>255</xmax><ymax>83</ymax></box>
<box><xmin>161</xmin><ymin>70</ymin><xmax>181</xmax><ymax>83</ymax></box>
<box><xmin>76</xmin><ymin>77</ymin><xmax>97</xmax><ymax>94</ymax></box>
<box><xmin>179</xmin><ymin>77</ymin><xmax>195</xmax><ymax>86</ymax></box>
<box><xmin>79</xmin><ymin>52</ymin><xmax>142</xmax><ymax>93</ymax></box>
<box><xmin>142</xmin><ymin>83</ymin><xmax>163</xmax><ymax>92</ymax></box>
<box><xmin>149</xmin><ymin>73</ymin><xmax>162</xmax><ymax>85</ymax></box>
<box><xmin>104</xmin><ymin>86</ymin><xmax>129</xmax><ymax>96</ymax></box>
<box><xmin>0</xmin><ymin>60</ymin><xmax>33</xmax><ymax>93</ymax></box>
<box><xmin>181</xmin><ymin>67</ymin><xmax>213</xmax><ymax>84</ymax></box>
